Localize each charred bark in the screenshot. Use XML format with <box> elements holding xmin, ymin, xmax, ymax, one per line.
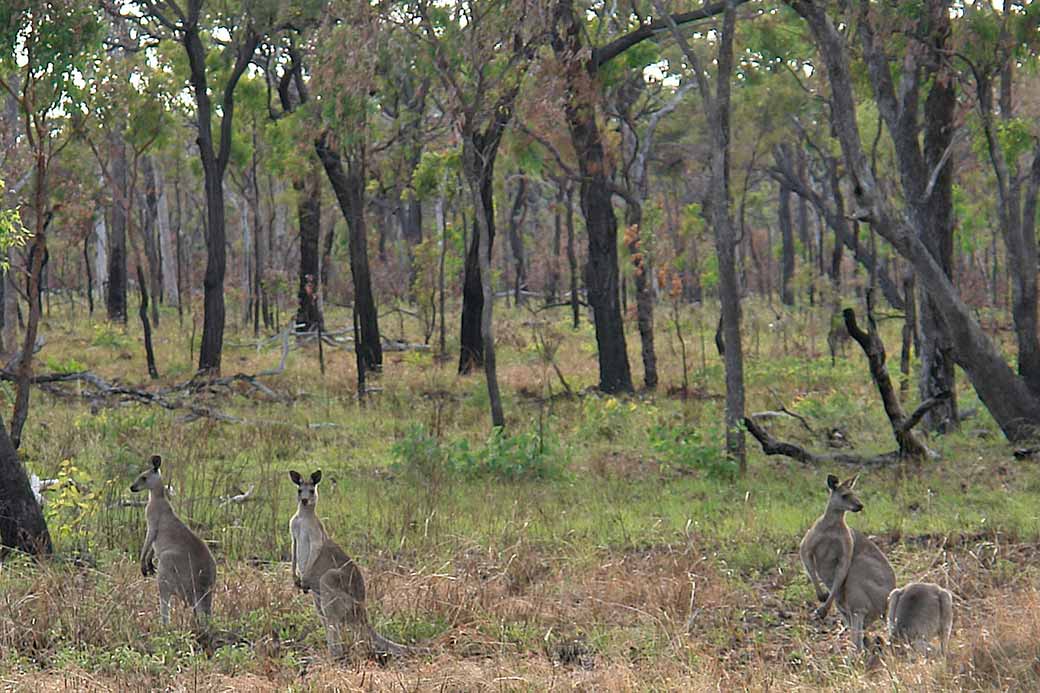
<box><xmin>315</xmin><ymin>134</ymin><xmax>382</xmax><ymax>372</ymax></box>
<box><xmin>293</xmin><ymin>163</ymin><xmax>323</xmax><ymax>332</ymax></box>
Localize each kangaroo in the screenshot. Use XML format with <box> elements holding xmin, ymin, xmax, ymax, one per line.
<box><xmin>800</xmin><ymin>474</ymin><xmax>896</xmax><ymax>651</ymax></box>
<box><xmin>887</xmin><ymin>582</ymin><xmax>953</xmax><ymax>656</ymax></box>
<box><xmin>289</xmin><ymin>470</ymin><xmax>414</xmax><ymax>659</ymax></box>
<box><xmin>131</xmin><ymin>455</ymin><xmax>216</xmax><ymax>625</ymax></box>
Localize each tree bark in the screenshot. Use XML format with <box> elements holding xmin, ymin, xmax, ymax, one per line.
<box><xmin>787</xmin><ymin>0</ymin><xmax>1040</xmax><ymax>441</ymax></box>
<box><xmin>181</xmin><ymin>15</ymin><xmax>259</xmax><ymax>375</ymax></box>
<box><xmin>154</xmin><ymin>158</ymin><xmax>178</xmax><ymax>307</ymax></box>
<box><xmin>624</xmin><ymin>203</ymin><xmax>658</xmax><ymax>389</ymax></box>
<box><xmin>140</xmin><ymin>156</ymin><xmax>163</xmax><ymax>327</ymax></box>
<box><xmin>552</xmin><ymin>0</ymin><xmax>633</xmax><ymax>393</ymax></box>
<box><xmin>0</xmin><ymin>415</ymin><xmax>51</xmax><ymax>556</ymax></box>
<box><xmin>315</xmin><ymin>134</ymin><xmax>383</xmax><ymax>372</ymax></box>
<box><xmin>137</xmin><ymin>265</ymin><xmax>159</xmax><ymax>379</ymax></box>
<box><xmin>566</xmin><ymin>184</ymin><xmax>580</xmax><ymax>328</ymax></box>
<box><xmin>506</xmin><ymin>175</ymin><xmax>527</xmax><ymax>306</ymax></box>
<box><xmin>455</xmin><ymin>117</ymin><xmax>507</xmax><ymax>375</ymax></box>
<box><xmin>106</xmin><ymin>127</ymin><xmax>128</xmax><ymax>324</ymax></box>
<box><xmin>777</xmin><ymin>176</ymin><xmax>795</xmax><ymax>306</ymax></box>
<box><xmin>293</xmin><ymin>163</ymin><xmax>323</xmax><ymax>332</ymax></box>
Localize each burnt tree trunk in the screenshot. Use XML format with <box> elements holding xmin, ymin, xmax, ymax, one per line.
<box><xmin>552</xmin><ymin>0</ymin><xmax>633</xmax><ymax>393</ymax></box>
<box><xmin>182</xmin><ymin>19</ymin><xmax>259</xmax><ymax>375</ymax></box>
<box><xmin>456</xmin><ymin>120</ymin><xmax>506</xmax><ymax>375</ymax></box>
<box><xmin>506</xmin><ymin>175</ymin><xmax>527</xmax><ymax>306</ymax></box>
<box><xmin>565</xmin><ymin>184</ymin><xmax>580</xmax><ymax>329</ymax></box>
<box><xmin>315</xmin><ymin>134</ymin><xmax>382</xmax><ymax>372</ymax></box>
<box><xmin>106</xmin><ymin>127</ymin><xmax>128</xmax><ymax>324</ymax></box>
<box><xmin>293</xmin><ymin>163</ymin><xmax>323</xmax><ymax>332</ymax></box>
<box><xmin>0</xmin><ymin>416</ymin><xmax>51</xmax><ymax>556</ymax></box>
<box><xmin>777</xmin><ymin>176</ymin><xmax>795</xmax><ymax>306</ymax></box>
<box><xmin>137</xmin><ymin>265</ymin><xmax>159</xmax><ymax>379</ymax></box>
<box><xmin>624</xmin><ymin>203</ymin><xmax>658</xmax><ymax>389</ymax></box>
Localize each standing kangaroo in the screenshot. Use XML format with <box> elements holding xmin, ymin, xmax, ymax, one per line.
<box><xmin>887</xmin><ymin>582</ymin><xmax>953</xmax><ymax>656</ymax></box>
<box><xmin>131</xmin><ymin>455</ymin><xmax>216</xmax><ymax>625</ymax></box>
<box><xmin>800</xmin><ymin>474</ymin><xmax>896</xmax><ymax>651</ymax></box>
<box><xmin>289</xmin><ymin>470</ymin><xmax>413</xmax><ymax>659</ymax></box>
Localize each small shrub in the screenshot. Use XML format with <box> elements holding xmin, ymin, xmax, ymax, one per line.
<box><xmin>649</xmin><ymin>422</ymin><xmax>737</xmax><ymax>481</ymax></box>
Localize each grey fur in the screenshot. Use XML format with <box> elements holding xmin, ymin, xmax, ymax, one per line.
<box><xmin>288</xmin><ymin>470</ymin><xmax>416</xmax><ymax>659</ymax></box>
<box><xmin>800</xmin><ymin>474</ymin><xmax>896</xmax><ymax>651</ymax></box>
<box><xmin>131</xmin><ymin>455</ymin><xmax>216</xmax><ymax>625</ymax></box>
<box><xmin>887</xmin><ymin>582</ymin><xmax>954</xmax><ymax>656</ymax></box>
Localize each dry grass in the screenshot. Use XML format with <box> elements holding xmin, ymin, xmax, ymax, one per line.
<box><xmin>1</xmin><ymin>298</ymin><xmax>1038</xmax><ymax>690</ymax></box>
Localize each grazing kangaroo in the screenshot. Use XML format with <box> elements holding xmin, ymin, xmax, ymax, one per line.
<box><xmin>131</xmin><ymin>455</ymin><xmax>216</xmax><ymax>625</ymax></box>
<box><xmin>289</xmin><ymin>470</ymin><xmax>413</xmax><ymax>659</ymax></box>
<box><xmin>800</xmin><ymin>474</ymin><xmax>896</xmax><ymax>651</ymax></box>
<box><xmin>887</xmin><ymin>582</ymin><xmax>953</xmax><ymax>656</ymax></box>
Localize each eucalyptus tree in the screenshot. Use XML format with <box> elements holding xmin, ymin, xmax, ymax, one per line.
<box><xmin>549</xmin><ymin>0</ymin><xmax>749</xmax><ymax>394</ymax></box>
<box><xmin>399</xmin><ymin>0</ymin><xmax>544</xmax><ymax>428</ymax></box>
<box><xmin>0</xmin><ymin>0</ymin><xmax>100</xmax><ymax>554</ymax></box>
<box><xmin>111</xmin><ymin>0</ymin><xmax>286</xmax><ymax>374</ymax></box>
<box><xmin>958</xmin><ymin>1</ymin><xmax>1040</xmax><ymax>398</ymax></box>
<box><xmin>786</xmin><ymin>0</ymin><xmax>1040</xmax><ymax>441</ymax></box>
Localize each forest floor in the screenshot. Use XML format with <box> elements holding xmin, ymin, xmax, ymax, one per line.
<box><xmin>1</xmin><ymin>298</ymin><xmax>1039</xmax><ymax>691</ymax></box>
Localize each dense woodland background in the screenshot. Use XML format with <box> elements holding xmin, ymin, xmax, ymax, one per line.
<box><xmin>1</xmin><ymin>0</ymin><xmax>1040</xmax><ymax>690</ymax></box>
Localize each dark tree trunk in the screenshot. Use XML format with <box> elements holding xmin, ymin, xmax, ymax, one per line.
<box><xmin>777</xmin><ymin>177</ymin><xmax>795</xmax><ymax>306</ymax></box>
<box><xmin>624</xmin><ymin>203</ymin><xmax>658</xmax><ymax>389</ymax></box>
<box><xmin>315</xmin><ymin>134</ymin><xmax>382</xmax><ymax>371</ymax></box>
<box><xmin>140</xmin><ymin>156</ymin><xmax>163</xmax><ymax>327</ymax></box>
<box><xmin>84</xmin><ymin>232</ymin><xmax>94</xmax><ymax>315</ymax></box>
<box><xmin>506</xmin><ymin>175</ymin><xmax>527</xmax><ymax>305</ymax></box>
<box><xmin>106</xmin><ymin>127</ymin><xmax>128</xmax><ymax>324</ymax></box>
<box><xmin>547</xmin><ymin>185</ymin><xmax>563</xmax><ymax>305</ymax></box>
<box><xmin>552</xmin><ymin>0</ymin><xmax>633</xmax><ymax>393</ymax></box>
<box><xmin>0</xmin><ymin>416</ymin><xmax>51</xmax><ymax>556</ymax></box>
<box><xmin>293</xmin><ymin>163</ymin><xmax>323</xmax><ymax>331</ymax></box>
<box><xmin>565</xmin><ymin>185</ymin><xmax>580</xmax><ymax>328</ymax></box>
<box><xmin>456</xmin><ymin>124</ymin><xmax>504</xmax><ymax>375</ymax></box>
<box><xmin>182</xmin><ymin>19</ymin><xmax>259</xmax><ymax>375</ymax></box>
<box><xmin>918</xmin><ymin>52</ymin><xmax>958</xmax><ymax>432</ymax></box>
<box><xmin>137</xmin><ymin>265</ymin><xmax>159</xmax><ymax>379</ymax></box>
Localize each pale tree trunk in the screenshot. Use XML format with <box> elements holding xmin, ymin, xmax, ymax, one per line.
<box><xmin>140</xmin><ymin>156</ymin><xmax>162</xmax><ymax>327</ymax></box>
<box><xmin>155</xmin><ymin>159</ymin><xmax>178</xmax><ymax>307</ymax></box>
<box><xmin>657</xmin><ymin>0</ymin><xmax>743</xmax><ymax>468</ymax></box>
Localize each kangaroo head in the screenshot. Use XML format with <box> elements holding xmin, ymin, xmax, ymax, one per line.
<box><xmin>130</xmin><ymin>455</ymin><xmax>164</xmax><ymax>493</ymax></box>
<box><xmin>825</xmin><ymin>473</ymin><xmax>863</xmax><ymax>513</ymax></box>
<box><xmin>290</xmin><ymin>469</ymin><xmax>322</xmax><ymax>507</ymax></box>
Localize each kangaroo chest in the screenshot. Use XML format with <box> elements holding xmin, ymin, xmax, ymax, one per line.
<box><xmin>292</xmin><ymin>515</ymin><xmax>324</xmax><ymax>572</ymax></box>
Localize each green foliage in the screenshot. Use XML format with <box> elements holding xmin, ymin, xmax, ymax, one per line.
<box><xmin>44</xmin><ymin>458</ymin><xmax>103</xmax><ymax>550</ymax></box>
<box><xmin>44</xmin><ymin>355</ymin><xmax>86</xmax><ymax>374</ymax></box>
<box><xmin>0</xmin><ymin>181</ymin><xmax>30</xmax><ymax>266</ymax></box>
<box><xmin>412</xmin><ymin>148</ymin><xmax>462</xmax><ymax>199</ymax></box>
<box><xmin>392</xmin><ymin>422</ymin><xmax>567</xmax><ymax>481</ymax></box>
<box><xmin>649</xmin><ymin>422</ymin><xmax>736</xmax><ymax>481</ymax></box>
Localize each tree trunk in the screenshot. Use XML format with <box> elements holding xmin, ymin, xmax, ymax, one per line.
<box><xmin>788</xmin><ymin>0</ymin><xmax>1040</xmax><ymax>441</ymax></box>
<box><xmin>137</xmin><ymin>265</ymin><xmax>159</xmax><ymax>379</ymax></box>
<box><xmin>140</xmin><ymin>156</ymin><xmax>163</xmax><ymax>327</ymax></box>
<box><xmin>777</xmin><ymin>178</ymin><xmax>795</xmax><ymax>306</ymax></box>
<box><xmin>464</xmin><ymin>136</ymin><xmax>505</xmax><ymax>428</ymax></box>
<box><xmin>506</xmin><ymin>175</ymin><xmax>527</xmax><ymax>305</ymax></box>
<box><xmin>0</xmin><ymin>416</ymin><xmax>51</xmax><ymax>556</ymax></box>
<box><xmin>565</xmin><ymin>185</ymin><xmax>580</xmax><ymax>329</ymax></box>
<box><xmin>315</xmin><ymin>134</ymin><xmax>382</xmax><ymax>371</ymax></box>
<box><xmin>455</xmin><ymin>124</ymin><xmax>505</xmax><ymax>375</ymax></box>
<box><xmin>624</xmin><ymin>203</ymin><xmax>658</xmax><ymax>389</ymax></box>
<box><xmin>552</xmin><ymin>0</ymin><xmax>633</xmax><ymax>393</ymax></box>
<box><xmin>182</xmin><ymin>23</ymin><xmax>259</xmax><ymax>375</ymax></box>
<box><xmin>106</xmin><ymin>127</ymin><xmax>128</xmax><ymax>324</ymax></box>
<box><xmin>547</xmin><ymin>187</ymin><xmax>562</xmax><ymax>305</ymax></box>
<box><xmin>154</xmin><ymin>159</ymin><xmax>178</xmax><ymax>307</ymax></box>
<box><xmin>293</xmin><ymin>163</ymin><xmax>323</xmax><ymax>331</ymax></box>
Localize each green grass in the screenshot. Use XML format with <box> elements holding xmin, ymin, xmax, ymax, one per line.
<box><xmin>2</xmin><ymin>296</ymin><xmax>1038</xmax><ymax>690</ymax></box>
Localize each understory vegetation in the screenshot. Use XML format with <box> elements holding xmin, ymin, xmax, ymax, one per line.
<box><xmin>1</xmin><ymin>299</ymin><xmax>1038</xmax><ymax>691</ymax></box>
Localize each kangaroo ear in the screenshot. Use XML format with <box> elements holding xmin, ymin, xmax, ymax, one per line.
<box><xmin>846</xmin><ymin>474</ymin><xmax>859</xmax><ymax>489</ymax></box>
<box><xmin>826</xmin><ymin>474</ymin><xmax>839</xmax><ymax>490</ymax></box>
<box><xmin>151</xmin><ymin>455</ymin><xmax>162</xmax><ymax>471</ymax></box>
<box><xmin>289</xmin><ymin>470</ymin><xmax>303</xmax><ymax>485</ymax></box>
<box><xmin>311</xmin><ymin>470</ymin><xmax>322</xmax><ymax>485</ymax></box>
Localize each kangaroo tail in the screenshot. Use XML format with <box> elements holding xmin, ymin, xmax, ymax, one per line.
<box><xmin>367</xmin><ymin>626</ymin><xmax>431</xmax><ymax>658</ymax></box>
